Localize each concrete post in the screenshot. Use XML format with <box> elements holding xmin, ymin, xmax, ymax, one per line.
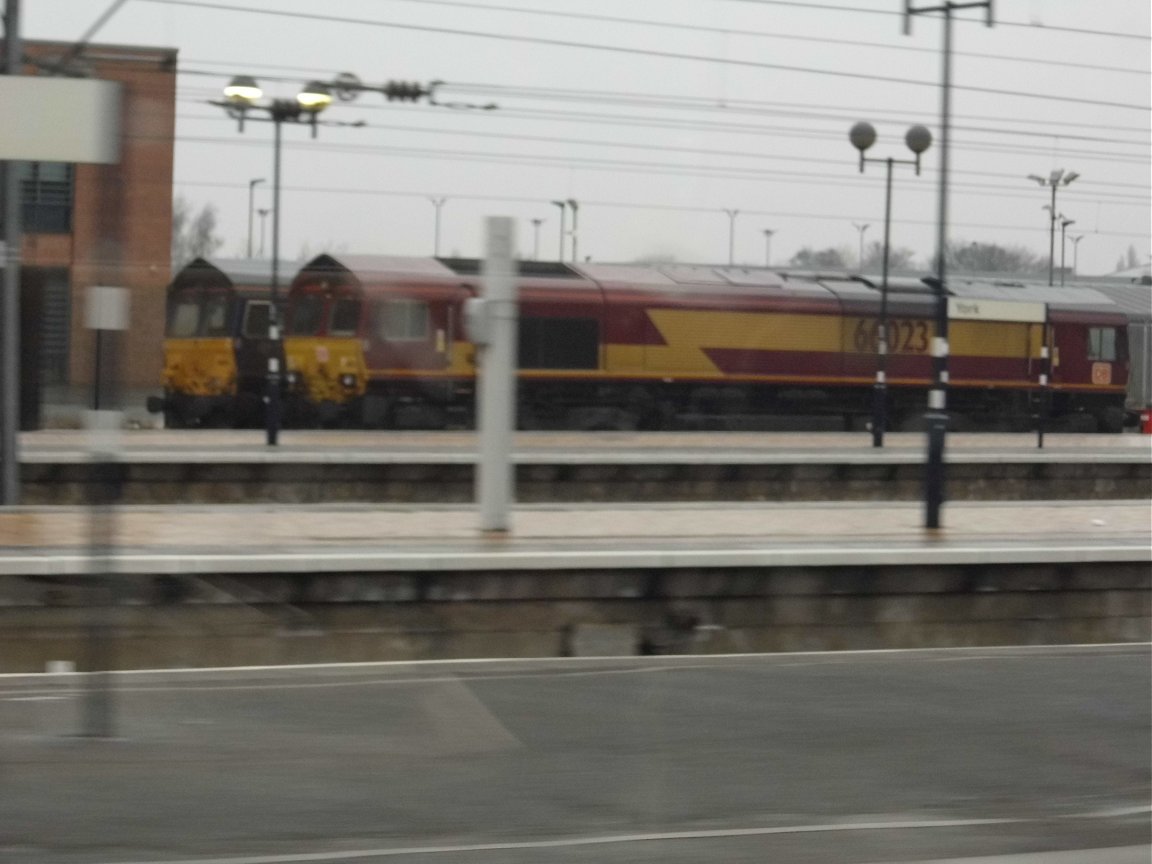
<box><xmin>1</xmin><ymin>0</ymin><xmax>23</xmax><ymax>505</ymax></box>
<box><xmin>477</xmin><ymin>216</ymin><xmax>517</xmax><ymax>534</ymax></box>
<box><xmin>83</xmin><ymin>284</ymin><xmax>128</xmax><ymax>739</ymax></box>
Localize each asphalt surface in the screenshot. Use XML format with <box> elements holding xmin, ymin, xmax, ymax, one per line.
<box><xmin>1</xmin><ymin>646</ymin><xmax>1149</xmax><ymax>863</ymax></box>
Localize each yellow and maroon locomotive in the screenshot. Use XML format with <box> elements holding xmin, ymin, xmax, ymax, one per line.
<box><xmin>280</xmin><ymin>256</ymin><xmax>1130</xmax><ymax>432</ymax></box>
<box><xmin>149</xmin><ymin>257</ymin><xmax>278</xmax><ymax>428</ymax></box>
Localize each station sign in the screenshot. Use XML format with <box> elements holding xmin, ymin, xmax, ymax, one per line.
<box><xmin>948</xmin><ymin>297</ymin><xmax>1046</xmax><ymax>323</ymax></box>
<box><xmin>0</xmin><ymin>77</ymin><xmax>121</xmax><ymax>163</ymax></box>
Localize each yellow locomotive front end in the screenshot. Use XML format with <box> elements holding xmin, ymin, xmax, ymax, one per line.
<box><xmin>284</xmin><ymin>259</ymin><xmax>367</xmax><ymax>426</ymax></box>
<box><xmin>154</xmin><ymin>274</ymin><xmax>240</xmax><ymax>427</ymax></box>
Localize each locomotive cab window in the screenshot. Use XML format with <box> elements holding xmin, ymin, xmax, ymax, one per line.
<box><xmin>242</xmin><ymin>301</ymin><xmax>272</xmax><ymax>339</ymax></box>
<box><xmin>377</xmin><ymin>299</ymin><xmax>430</xmax><ymax>341</ymax></box>
<box><xmin>519</xmin><ymin>316</ymin><xmax>599</xmax><ymax>369</ymax></box>
<box><xmin>288</xmin><ymin>294</ymin><xmax>325</xmax><ymax>335</ymax></box>
<box><xmin>1088</xmin><ymin>327</ymin><xmax>1117</xmax><ymax>361</ymax></box>
<box><xmin>169</xmin><ymin>298</ymin><xmax>200</xmax><ymax>337</ymax></box>
<box><xmin>202</xmin><ymin>294</ymin><xmax>232</xmax><ymax>337</ymax></box>
<box><xmin>329</xmin><ymin>298</ymin><xmax>361</xmax><ymax>337</ymax></box>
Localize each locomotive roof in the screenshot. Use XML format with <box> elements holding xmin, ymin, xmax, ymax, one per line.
<box><xmin>945</xmin><ymin>278</ymin><xmax>1124</xmax><ymax>315</ymax></box>
<box><xmin>299</xmin><ymin>254</ymin><xmax>461</xmax><ymax>280</ymax></box>
<box><xmin>1073</xmin><ymin>282</ymin><xmax>1152</xmax><ymax>323</ymax></box>
<box><xmin>170</xmin><ymin>257</ymin><xmax>302</xmax><ymax>290</ymax></box>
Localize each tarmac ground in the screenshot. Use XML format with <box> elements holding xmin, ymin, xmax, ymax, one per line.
<box><xmin>1</xmin><ymin>646</ymin><xmax>1148</xmax><ymax>864</ymax></box>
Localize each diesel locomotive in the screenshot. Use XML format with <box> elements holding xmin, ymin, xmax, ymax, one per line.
<box><xmin>149</xmin><ymin>257</ymin><xmax>280</xmax><ymax>427</ymax></box>
<box><xmin>274</xmin><ymin>255</ymin><xmax>1130</xmax><ymax>433</ymax></box>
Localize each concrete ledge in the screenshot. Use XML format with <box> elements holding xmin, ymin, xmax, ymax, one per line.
<box><xmin>1</xmin><ymin>542</ymin><xmax>1148</xmax><ymax>578</ymax></box>
<box><xmin>20</xmin><ymin>459</ymin><xmax>1151</xmax><ymax>504</ymax></box>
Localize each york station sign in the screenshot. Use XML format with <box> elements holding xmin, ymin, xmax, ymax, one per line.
<box><xmin>948</xmin><ymin>297</ymin><xmax>1046</xmax><ymax>324</ymax></box>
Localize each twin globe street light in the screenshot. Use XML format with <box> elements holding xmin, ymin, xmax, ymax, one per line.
<box><xmin>219</xmin><ymin>75</ymin><xmax>336</xmax><ymax>445</ymax></box>
<box><xmin>849</xmin><ymin>120</ymin><xmax>933</xmax><ymax>449</ymax></box>
<box><xmin>1027</xmin><ymin>168</ymin><xmax>1079</xmax><ymax>287</ymax></box>
<box><xmin>216</xmin><ymin>72</ymin><xmax>442</xmax><ymax>445</ymax></box>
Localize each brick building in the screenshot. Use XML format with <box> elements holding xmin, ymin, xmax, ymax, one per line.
<box><xmin>6</xmin><ymin>41</ymin><xmax>176</xmax><ymax>426</ymax></box>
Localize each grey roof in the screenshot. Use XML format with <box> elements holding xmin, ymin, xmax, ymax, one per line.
<box><xmin>1084</xmin><ymin>282</ymin><xmax>1152</xmax><ymax>323</ymax></box>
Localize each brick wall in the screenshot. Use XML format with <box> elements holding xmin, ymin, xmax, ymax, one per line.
<box><xmin>21</xmin><ymin>42</ymin><xmax>176</xmax><ymax>394</ymax></box>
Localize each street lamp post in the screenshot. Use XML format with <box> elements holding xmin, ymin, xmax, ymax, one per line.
<box><xmin>1059</xmin><ymin>216</ymin><xmax>1075</xmax><ymax>286</ymax></box>
<box><xmin>429</xmin><ymin>196</ymin><xmax>447</xmax><ymax>257</ymax></box>
<box><xmin>530</xmin><ymin>218</ymin><xmax>544</xmax><ymax>260</ymax></box>
<box><xmin>853</xmin><ymin>222</ymin><xmax>871</xmax><ymax>270</ymax></box>
<box><xmin>258</xmin><ymin>208</ymin><xmax>270</xmax><ymax>257</ymax></box>
<box><xmin>905</xmin><ymin>0</ymin><xmax>994</xmax><ymax>531</ymax></box>
<box><xmin>849</xmin><ymin>121</ymin><xmax>932</xmax><ymax>450</ymax></box>
<box><xmin>246</xmin><ymin>178</ymin><xmax>265</xmax><ymax>258</ymax></box>
<box><xmin>763</xmin><ymin>229</ymin><xmax>775</xmax><ymax>267</ymax></box>
<box><xmin>1068</xmin><ymin>234</ymin><xmax>1084</xmax><ymax>279</ymax></box>
<box><xmin>567</xmin><ymin>199</ymin><xmax>579</xmax><ymax>263</ymax></box>
<box><xmin>551</xmin><ymin>200</ymin><xmax>567</xmax><ymax>262</ymax></box>
<box><xmin>218</xmin><ymin>75</ymin><xmax>334</xmax><ymax>446</ymax></box>
<box><xmin>724</xmin><ymin>209</ymin><xmax>739</xmax><ymax>265</ymax></box>
<box><xmin>1028</xmin><ymin>169</ymin><xmax>1079</xmax><ymax>286</ymax></box>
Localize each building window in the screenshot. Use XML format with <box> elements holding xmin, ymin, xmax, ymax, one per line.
<box><xmin>20</xmin><ymin>162</ymin><xmax>74</xmax><ymax>234</ymax></box>
<box><xmin>1088</xmin><ymin>327</ymin><xmax>1117</xmax><ymax>362</ymax></box>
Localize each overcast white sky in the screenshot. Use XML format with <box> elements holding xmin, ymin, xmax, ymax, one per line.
<box><xmin>24</xmin><ymin>0</ymin><xmax>1152</xmax><ymax>276</ymax></box>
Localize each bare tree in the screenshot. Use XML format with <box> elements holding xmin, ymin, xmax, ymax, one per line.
<box><xmin>789</xmin><ymin>246</ymin><xmax>850</xmax><ymax>269</ymax></box>
<box><xmin>944</xmin><ymin>240</ymin><xmax>1044</xmax><ymax>275</ymax></box>
<box><xmin>172</xmin><ymin>195</ymin><xmax>223</xmax><ymax>267</ymax></box>
<box><xmin>860</xmin><ymin>241</ymin><xmax>917</xmax><ymax>272</ymax></box>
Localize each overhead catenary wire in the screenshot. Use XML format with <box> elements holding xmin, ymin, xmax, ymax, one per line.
<box><xmin>262</xmin><ymin>0</ymin><xmax>1150</xmax><ymax>78</ymax></box>
<box><xmin>139</xmin><ymin>0</ymin><xmax>1151</xmax><ymax>112</ymax></box>
<box><xmin>177</xmin><ymin>69</ymin><xmax>1152</xmax><ymax>146</ymax></box>
<box><xmin>174</xmin><ymin>88</ymin><xmax>1152</xmax><ymax>168</ymax></box>
<box><xmin>713</xmin><ymin>0</ymin><xmax>1152</xmax><ymax>41</ymax></box>
<box><xmin>174</xmin><ymin>178</ymin><xmax>1152</xmax><ymax>241</ymax></box>
<box><xmin>175</xmin><ymin>130</ymin><xmax>1151</xmax><ymax>207</ymax></box>
<box><xmin>173</xmin><ymin>105</ymin><xmax>1152</xmax><ymax>181</ymax></box>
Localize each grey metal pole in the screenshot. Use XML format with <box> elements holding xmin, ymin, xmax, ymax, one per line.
<box><xmin>1037</xmin><ymin>308</ymin><xmax>1050</xmax><ymax>449</ymax></box>
<box><xmin>725</xmin><ymin>209</ymin><xmax>738</xmax><ymax>265</ymax></box>
<box><xmin>871</xmin><ymin>161</ymin><xmax>894</xmax><ymax>449</ymax></box>
<box><xmin>477</xmin><ymin>216</ymin><xmax>517</xmax><ymax>534</ymax></box>
<box><xmin>430</xmin><ymin>196</ymin><xmax>446</xmax><ymax>257</ymax></box>
<box><xmin>1</xmin><ymin>0</ymin><xmax>23</xmax><ymax>506</ymax></box>
<box><xmin>763</xmin><ymin>229</ymin><xmax>774</xmax><ymax>267</ymax></box>
<box><xmin>1070</xmin><ymin>235</ymin><xmax>1083</xmax><ymax>279</ymax></box>
<box><xmin>926</xmin><ymin>4</ymin><xmax>953</xmax><ymax>530</ymax></box>
<box><xmin>247</xmin><ymin>177</ymin><xmax>263</xmax><ymax>258</ymax></box>
<box><xmin>1047</xmin><ymin>184</ymin><xmax>1057</xmax><ymax>286</ymax></box>
<box><xmin>907</xmin><ymin>0</ymin><xmax>991</xmax><ymax>530</ymax></box>
<box><xmin>265</xmin><ymin>116</ymin><xmax>283</xmax><ymax>446</ymax></box>
<box><xmin>854</xmin><ymin>222</ymin><xmax>870</xmax><ymax>270</ymax></box>
<box><xmin>551</xmin><ymin>201</ymin><xmax>566</xmax><ymax>262</ymax></box>
<box><xmin>531</xmin><ymin>218</ymin><xmax>543</xmax><ymax>260</ymax></box>
<box><xmin>567</xmin><ymin>199</ymin><xmax>578</xmax><ymax>263</ymax></box>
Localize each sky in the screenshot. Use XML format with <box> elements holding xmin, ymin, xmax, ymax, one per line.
<box><xmin>22</xmin><ymin>0</ymin><xmax>1152</xmax><ymax>276</ymax></box>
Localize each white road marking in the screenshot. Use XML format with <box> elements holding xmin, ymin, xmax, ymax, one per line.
<box><xmin>1</xmin><ymin>695</ymin><xmax>68</xmax><ymax>702</ymax></box>
<box><xmin>95</xmin><ymin>817</ymin><xmax>1021</xmax><ymax>864</ymax></box>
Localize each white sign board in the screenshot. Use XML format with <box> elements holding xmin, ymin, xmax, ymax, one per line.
<box><xmin>948</xmin><ymin>297</ymin><xmax>1046</xmax><ymax>323</ymax></box>
<box><xmin>0</xmin><ymin>77</ymin><xmax>121</xmax><ymax>163</ymax></box>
